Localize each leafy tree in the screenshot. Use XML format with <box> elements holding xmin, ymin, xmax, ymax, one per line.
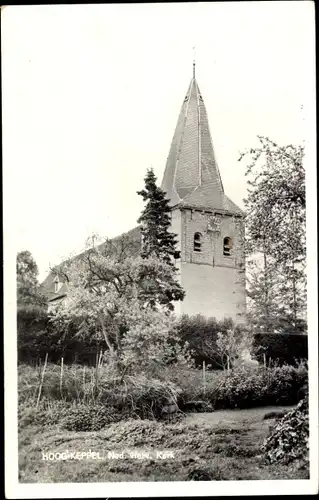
<box><xmin>246</xmin><ymin>255</ymin><xmax>286</xmax><ymax>333</ymax></box>
<box><xmin>137</xmin><ymin>168</ymin><xmax>185</xmax><ymax>309</ymax></box>
<box><xmin>175</xmin><ymin>314</ymin><xmax>251</xmax><ymax>369</ymax></box>
<box><xmin>17</xmin><ymin>251</ymin><xmax>48</xmax><ymax>362</ymax></box>
<box><xmin>240</xmin><ymin>137</ymin><xmax>306</xmax><ymax>333</ymax></box>
<box><xmin>215</xmin><ymin>326</ymin><xmax>253</xmax><ymax>370</ymax></box>
<box><xmin>17</xmin><ymin>250</ymin><xmax>47</xmax><ymax>309</ymax></box>
<box><xmin>50</xmin><ymin>236</ymin><xmax>189</xmax><ymax>375</ymax></box>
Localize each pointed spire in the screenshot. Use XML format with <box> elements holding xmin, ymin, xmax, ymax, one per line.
<box><xmin>161</xmin><ymin>68</ymin><xmax>243</xmax><ymax>215</ymax></box>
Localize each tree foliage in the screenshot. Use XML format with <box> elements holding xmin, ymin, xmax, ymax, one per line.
<box><xmin>262</xmin><ymin>395</ymin><xmax>309</xmax><ymax>467</ymax></box>
<box><xmin>137</xmin><ymin>168</ymin><xmax>185</xmax><ymax>309</ymax></box>
<box><xmin>216</xmin><ymin>327</ymin><xmax>253</xmax><ymax>370</ymax></box>
<box><xmin>50</xmin><ymin>236</ymin><xmax>189</xmax><ymax>375</ymax></box>
<box><xmin>137</xmin><ymin>168</ymin><xmax>180</xmax><ymax>263</ymax></box>
<box><xmin>17</xmin><ymin>250</ymin><xmax>47</xmax><ymax>309</ymax></box>
<box><xmin>240</xmin><ymin>137</ymin><xmax>306</xmax><ymax>333</ymax></box>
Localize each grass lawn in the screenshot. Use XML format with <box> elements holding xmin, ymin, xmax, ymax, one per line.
<box><xmin>18</xmin><ymin>405</ymin><xmax>308</xmax><ymax>482</ymax></box>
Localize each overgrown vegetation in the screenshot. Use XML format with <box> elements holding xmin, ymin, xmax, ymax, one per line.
<box><xmin>166</xmin><ymin>362</ymin><xmax>307</xmax><ymax>410</ymax></box>
<box><xmin>262</xmin><ymin>394</ymin><xmax>309</xmax><ymax>469</ymax></box>
<box><xmin>18</xmin><ymin>406</ymin><xmax>309</xmax><ymax>482</ymax></box>
<box><xmin>18</xmin><ymin>360</ymin><xmax>308</xmax><ymax>433</ymax></box>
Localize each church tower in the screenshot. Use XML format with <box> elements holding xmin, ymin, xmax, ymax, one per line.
<box><xmin>161</xmin><ymin>63</ymin><xmax>246</xmax><ymax>321</ymax></box>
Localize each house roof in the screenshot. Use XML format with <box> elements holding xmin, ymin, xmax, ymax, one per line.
<box><xmin>41</xmin><ymin>226</ymin><xmax>142</xmax><ymax>302</ymax></box>
<box><xmin>161</xmin><ymin>66</ymin><xmax>243</xmax><ymax>215</ymax></box>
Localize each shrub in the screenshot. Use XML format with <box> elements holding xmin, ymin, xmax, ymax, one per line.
<box><xmin>175</xmin><ymin>362</ymin><xmax>308</xmax><ymax>410</ymax></box>
<box><xmin>208</xmin><ymin>367</ymin><xmax>266</xmax><ymax>409</ymax></box>
<box><xmin>113</xmin><ymin>374</ymin><xmax>182</xmax><ymax>419</ymax></box>
<box><xmin>160</xmin><ymin>365</ymin><xmax>219</xmax><ymax>407</ymax></box>
<box><xmin>18</xmin><ymin>400</ymin><xmax>69</xmax><ymax>429</ymax></box>
<box><xmin>18</xmin><ymin>363</ymin><xmax>183</xmax><ymax>427</ymax></box>
<box><xmin>59</xmin><ymin>404</ymin><xmax>125</xmax><ymax>431</ymax></box>
<box><xmin>253</xmin><ymin>333</ymin><xmax>308</xmax><ymax>366</ymax></box>
<box><xmin>18</xmin><ymin>360</ymin><xmax>308</xmax><ymax>422</ymax></box>
<box><xmin>174</xmin><ymin>314</ymin><xmax>248</xmax><ymax>369</ymax></box>
<box><xmin>262</xmin><ymin>363</ymin><xmax>307</xmax><ymax>405</ymax></box>
<box><xmin>262</xmin><ymin>395</ymin><xmax>309</xmax><ymax>467</ymax></box>
<box><xmin>17</xmin><ymin>306</ymin><xmax>107</xmax><ymax>365</ymax></box>
<box><xmin>17</xmin><ymin>306</ymin><xmax>53</xmax><ymax>362</ymax></box>
<box><xmin>17</xmin><ymin>306</ymin><xmax>62</xmax><ymax>363</ymax></box>
<box><xmin>18</xmin><ymin>400</ymin><xmax>124</xmax><ymax>431</ymax></box>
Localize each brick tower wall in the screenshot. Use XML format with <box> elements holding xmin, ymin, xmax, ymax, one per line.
<box><xmin>170</xmin><ymin>208</ymin><xmax>246</xmax><ymax>321</ymax></box>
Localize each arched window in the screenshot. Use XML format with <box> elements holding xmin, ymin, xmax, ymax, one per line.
<box><xmin>223</xmin><ymin>237</ymin><xmax>233</xmax><ymax>256</ymax></box>
<box><xmin>194</xmin><ymin>232</ymin><xmax>202</xmax><ymax>252</ymax></box>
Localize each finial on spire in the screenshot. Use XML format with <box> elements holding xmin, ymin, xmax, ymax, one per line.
<box><xmin>192</xmin><ymin>46</ymin><xmax>196</xmax><ymax>78</ymax></box>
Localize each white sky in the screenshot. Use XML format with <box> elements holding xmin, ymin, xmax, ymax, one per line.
<box><xmin>2</xmin><ymin>2</ymin><xmax>315</xmax><ymax>282</ymax></box>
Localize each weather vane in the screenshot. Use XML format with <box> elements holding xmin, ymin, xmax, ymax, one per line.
<box><xmin>192</xmin><ymin>46</ymin><xmax>196</xmax><ymax>78</ymax></box>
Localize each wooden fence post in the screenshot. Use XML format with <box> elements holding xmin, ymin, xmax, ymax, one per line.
<box><xmin>36</xmin><ymin>353</ymin><xmax>48</xmax><ymax>409</ymax></box>
<box><xmin>203</xmin><ymin>360</ymin><xmax>206</xmax><ymax>395</ymax></box>
<box><xmin>59</xmin><ymin>357</ymin><xmax>64</xmax><ymax>398</ymax></box>
<box><xmin>95</xmin><ymin>352</ymin><xmax>99</xmax><ymax>391</ymax></box>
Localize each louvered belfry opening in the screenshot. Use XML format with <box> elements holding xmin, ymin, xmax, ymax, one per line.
<box><xmin>193</xmin><ymin>232</ymin><xmax>202</xmax><ymax>252</ymax></box>
<box><xmin>223</xmin><ymin>237</ymin><xmax>233</xmax><ymax>256</ymax></box>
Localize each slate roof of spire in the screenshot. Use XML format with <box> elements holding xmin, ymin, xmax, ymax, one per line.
<box><xmin>161</xmin><ymin>69</ymin><xmax>243</xmax><ymax>215</ymax></box>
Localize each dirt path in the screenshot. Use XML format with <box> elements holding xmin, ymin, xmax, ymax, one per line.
<box><xmin>185</xmin><ymin>405</ymin><xmax>295</xmax><ymax>426</ymax></box>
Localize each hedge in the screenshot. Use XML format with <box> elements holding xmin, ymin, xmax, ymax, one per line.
<box><xmin>253</xmin><ymin>333</ymin><xmax>308</xmax><ymax>366</ymax></box>
<box><xmin>175</xmin><ymin>315</ymin><xmax>308</xmax><ymax>368</ymax></box>
<box><xmin>17</xmin><ymin>305</ymin><xmax>106</xmax><ymax>364</ymax></box>
<box><xmin>18</xmin><ymin>307</ymin><xmax>308</xmax><ymax>367</ymax></box>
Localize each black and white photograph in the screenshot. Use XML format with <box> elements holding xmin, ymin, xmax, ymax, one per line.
<box><xmin>3</xmin><ymin>2</ymin><xmax>317</xmax><ymax>497</ymax></box>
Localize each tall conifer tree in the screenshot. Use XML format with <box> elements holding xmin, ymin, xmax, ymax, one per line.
<box><xmin>137</xmin><ymin>168</ymin><xmax>185</xmax><ymax>309</ymax></box>
<box><xmin>137</xmin><ymin>168</ymin><xmax>180</xmax><ymax>264</ymax></box>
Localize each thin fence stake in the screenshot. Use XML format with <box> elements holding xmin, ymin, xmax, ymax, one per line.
<box><xmin>91</xmin><ymin>370</ymin><xmax>94</xmax><ymax>398</ymax></box>
<box><xmin>59</xmin><ymin>357</ymin><xmax>64</xmax><ymax>398</ymax></box>
<box><xmin>95</xmin><ymin>352</ymin><xmax>99</xmax><ymax>390</ymax></box>
<box><xmin>82</xmin><ymin>365</ymin><xmax>86</xmax><ymax>401</ymax></box>
<box><xmin>203</xmin><ymin>360</ymin><xmax>206</xmax><ymax>395</ymax></box>
<box><xmin>36</xmin><ymin>353</ymin><xmax>48</xmax><ymax>409</ymax></box>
